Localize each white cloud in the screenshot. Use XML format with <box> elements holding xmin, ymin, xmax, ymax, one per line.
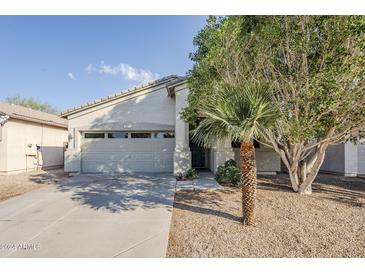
<box><xmin>85</xmin><ymin>64</ymin><xmax>96</xmax><ymax>74</ymax></box>
<box><xmin>67</xmin><ymin>72</ymin><xmax>76</xmax><ymax>80</ymax></box>
<box><xmin>98</xmin><ymin>61</ymin><xmax>159</xmax><ymax>83</ymax></box>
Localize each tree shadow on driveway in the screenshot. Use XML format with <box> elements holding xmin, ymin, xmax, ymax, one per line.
<box><xmin>30</xmin><ymin>172</ymin><xmax>176</xmax><ymax>213</ymax></box>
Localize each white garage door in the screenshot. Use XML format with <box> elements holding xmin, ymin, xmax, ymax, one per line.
<box><xmin>81</xmin><ymin>132</ymin><xmax>175</xmax><ymax>173</ymax></box>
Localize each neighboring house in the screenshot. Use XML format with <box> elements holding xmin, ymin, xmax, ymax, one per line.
<box><xmin>320</xmin><ymin>142</ymin><xmax>365</xmax><ymax>177</ymax></box>
<box><xmin>60</xmin><ymin>75</ymin><xmax>281</xmax><ymax>175</ymax></box>
<box><xmin>0</xmin><ymin>102</ymin><xmax>68</xmax><ymax>174</ymax></box>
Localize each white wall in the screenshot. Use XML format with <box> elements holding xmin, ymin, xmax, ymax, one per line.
<box><xmin>67</xmin><ymin>86</ymin><xmax>175</xmax><ymax>131</ymax></box>
<box><xmin>0</xmin><ymin>123</ymin><xmax>8</xmax><ymax>172</ymax></box>
<box><xmin>321</xmin><ymin>143</ymin><xmax>365</xmax><ymax>176</ymax></box>
<box><xmin>344</xmin><ymin>143</ymin><xmax>358</xmax><ymax>176</ymax></box>
<box><xmin>233</xmin><ymin>145</ymin><xmax>281</xmax><ymax>174</ymax></box>
<box><xmin>173</xmin><ymin>84</ymin><xmax>191</xmax><ymax>175</ymax></box>
<box><xmin>211</xmin><ymin>138</ymin><xmax>235</xmax><ymax>173</ymax></box>
<box><xmin>320</xmin><ymin>144</ymin><xmax>345</xmax><ymax>174</ymax></box>
<box><xmin>1</xmin><ymin>119</ymin><xmax>67</xmax><ymax>174</ymax></box>
<box><xmin>65</xmin><ymin>85</ymin><xmax>176</xmax><ymax>173</ymax></box>
<box><xmin>358</xmin><ymin>144</ymin><xmax>365</xmax><ymax>175</ymax></box>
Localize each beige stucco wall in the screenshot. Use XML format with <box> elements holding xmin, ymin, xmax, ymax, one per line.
<box><xmin>65</xmin><ymin>84</ymin><xmax>176</xmax><ymax>173</ymax></box>
<box><xmin>67</xmin><ymin>86</ymin><xmax>176</xmax><ymax>131</ymax></box>
<box><xmin>0</xmin><ymin>118</ymin><xmax>67</xmax><ymax>174</ymax></box>
<box><xmin>320</xmin><ymin>144</ymin><xmax>345</xmax><ymax>175</ymax></box>
<box><xmin>233</xmin><ymin>145</ymin><xmax>281</xmax><ymax>174</ymax></box>
<box><xmin>321</xmin><ymin>142</ymin><xmax>365</xmax><ymax>176</ymax></box>
<box><xmin>173</xmin><ymin>84</ymin><xmax>192</xmax><ymax>175</ymax></box>
<box><xmin>0</xmin><ymin>123</ymin><xmax>8</xmax><ymax>172</ymax></box>
<box><xmin>358</xmin><ymin>144</ymin><xmax>365</xmax><ymax>175</ymax></box>
<box><xmin>64</xmin><ymin>81</ymin><xmax>284</xmax><ymax>175</ymax></box>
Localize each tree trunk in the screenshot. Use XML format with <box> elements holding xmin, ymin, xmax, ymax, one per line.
<box><xmin>272</xmin><ymin>141</ymin><xmax>329</xmax><ymax>195</ymax></box>
<box><xmin>240</xmin><ymin>141</ymin><xmax>257</xmax><ymax>225</ymax></box>
<box><xmin>297</xmin><ymin>143</ymin><xmax>328</xmax><ymax>194</ymax></box>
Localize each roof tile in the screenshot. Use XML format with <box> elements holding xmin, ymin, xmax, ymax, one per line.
<box><xmin>0</xmin><ymin>101</ymin><xmax>68</xmax><ymax>128</ymax></box>
<box><xmin>60</xmin><ymin>74</ymin><xmax>185</xmax><ymax>117</ymax></box>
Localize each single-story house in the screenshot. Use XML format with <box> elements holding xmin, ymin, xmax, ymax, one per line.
<box><xmin>60</xmin><ymin>75</ymin><xmax>281</xmax><ymax>175</ymax></box>
<box><xmin>0</xmin><ymin>102</ymin><xmax>68</xmax><ymax>174</ymax></box>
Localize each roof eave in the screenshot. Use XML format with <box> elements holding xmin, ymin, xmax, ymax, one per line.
<box><xmin>9</xmin><ymin>115</ymin><xmax>68</xmax><ymax>129</ymax></box>
<box><xmin>166</xmin><ymin>78</ymin><xmax>188</xmax><ymax>98</ymax></box>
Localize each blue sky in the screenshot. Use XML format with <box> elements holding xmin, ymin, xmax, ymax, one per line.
<box><xmin>0</xmin><ymin>16</ymin><xmax>207</xmax><ymax>111</ymax></box>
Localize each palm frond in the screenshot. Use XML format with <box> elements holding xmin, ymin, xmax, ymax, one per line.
<box><xmin>191</xmin><ymin>82</ymin><xmax>280</xmax><ymax>146</ymax></box>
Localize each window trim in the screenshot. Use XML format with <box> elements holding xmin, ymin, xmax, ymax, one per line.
<box><xmin>84</xmin><ymin>132</ymin><xmax>105</xmax><ymax>139</ymax></box>
<box><xmin>107</xmin><ymin>132</ymin><xmax>129</xmax><ymax>139</ymax></box>
<box><xmin>153</xmin><ymin>132</ymin><xmax>175</xmax><ymax>139</ymax></box>
<box><xmin>131</xmin><ymin>132</ymin><xmax>152</xmax><ymax>139</ymax></box>
<box><xmin>83</xmin><ymin>131</ymin><xmax>175</xmax><ymax>140</ymax></box>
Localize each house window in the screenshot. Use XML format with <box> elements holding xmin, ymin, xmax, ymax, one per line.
<box><xmin>84</xmin><ymin>132</ymin><xmax>105</xmax><ymax>139</ymax></box>
<box><xmin>108</xmin><ymin>133</ymin><xmax>128</xmax><ymax>139</ymax></box>
<box><xmin>131</xmin><ymin>132</ymin><xmax>151</xmax><ymax>138</ymax></box>
<box><xmin>154</xmin><ymin>132</ymin><xmax>175</xmax><ymax>138</ymax></box>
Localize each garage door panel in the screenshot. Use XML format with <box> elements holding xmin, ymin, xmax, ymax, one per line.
<box><xmin>129</xmin><ymin>152</ymin><xmax>154</xmax><ymax>161</ymax></box>
<box><xmin>81</xmin><ymin>138</ymin><xmax>174</xmax><ymax>173</ymax></box>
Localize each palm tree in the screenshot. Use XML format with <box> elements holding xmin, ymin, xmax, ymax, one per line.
<box><xmin>192</xmin><ymin>82</ymin><xmax>280</xmax><ymax>225</ymax></box>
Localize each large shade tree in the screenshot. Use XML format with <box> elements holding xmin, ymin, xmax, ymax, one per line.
<box><xmin>192</xmin><ymin>83</ymin><xmax>280</xmax><ymax>225</ymax></box>
<box><xmin>182</xmin><ymin>16</ymin><xmax>365</xmax><ymax>194</ymax></box>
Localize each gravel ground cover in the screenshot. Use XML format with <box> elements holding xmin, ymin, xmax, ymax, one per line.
<box><xmin>0</xmin><ymin>169</ymin><xmax>67</xmax><ymax>201</ymax></box>
<box><xmin>167</xmin><ymin>174</ymin><xmax>365</xmax><ymax>258</ymax></box>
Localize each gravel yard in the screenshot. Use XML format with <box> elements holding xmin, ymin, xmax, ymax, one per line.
<box><xmin>166</xmin><ymin>174</ymin><xmax>365</xmax><ymax>258</ymax></box>
<box><xmin>0</xmin><ymin>169</ymin><xmax>68</xmax><ymax>201</ymax></box>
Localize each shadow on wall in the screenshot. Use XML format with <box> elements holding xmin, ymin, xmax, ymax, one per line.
<box><xmin>79</xmin><ymin>138</ymin><xmax>175</xmax><ymax>173</ymax></box>
<box><xmin>52</xmin><ymin>173</ymin><xmax>176</xmax><ymax>213</ymax></box>
<box><xmin>65</xmin><ymin>88</ymin><xmax>177</xmax><ymax>172</ymax></box>
<box><xmin>87</xmin><ymin>88</ymin><xmax>175</xmax><ymax>132</ymax></box>
<box><xmin>39</xmin><ymin>146</ymin><xmax>64</xmax><ymax>168</ymax></box>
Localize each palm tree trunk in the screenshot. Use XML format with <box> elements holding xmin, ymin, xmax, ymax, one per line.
<box><xmin>240</xmin><ymin>141</ymin><xmax>257</xmax><ymax>225</ymax></box>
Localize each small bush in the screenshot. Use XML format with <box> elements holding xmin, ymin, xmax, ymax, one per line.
<box><xmin>224</xmin><ymin>159</ymin><xmax>238</xmax><ymax>168</ymax></box>
<box><xmin>185</xmin><ymin>168</ymin><xmax>199</xmax><ymax>180</ymax></box>
<box><xmin>176</xmin><ymin>168</ymin><xmax>199</xmax><ymax>181</ymax></box>
<box><xmin>215</xmin><ymin>160</ymin><xmax>241</xmax><ymax>185</ymax></box>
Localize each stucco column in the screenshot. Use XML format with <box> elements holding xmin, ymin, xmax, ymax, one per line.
<box><xmin>64</xmin><ymin>127</ymin><xmax>82</xmax><ymax>173</ymax></box>
<box><xmin>173</xmin><ymin>85</ymin><xmax>191</xmax><ymax>175</ymax></box>
<box><xmin>212</xmin><ymin>137</ymin><xmax>234</xmax><ymax>173</ymax></box>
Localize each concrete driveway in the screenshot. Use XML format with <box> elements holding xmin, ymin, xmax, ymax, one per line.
<box><xmin>0</xmin><ymin>173</ymin><xmax>176</xmax><ymax>258</ymax></box>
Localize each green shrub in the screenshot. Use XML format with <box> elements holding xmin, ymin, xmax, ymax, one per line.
<box><xmin>224</xmin><ymin>159</ymin><xmax>238</xmax><ymax>168</ymax></box>
<box><xmin>176</xmin><ymin>168</ymin><xmax>199</xmax><ymax>181</ymax></box>
<box><xmin>215</xmin><ymin>160</ymin><xmax>241</xmax><ymax>185</ymax></box>
<box><xmin>185</xmin><ymin>168</ymin><xmax>199</xmax><ymax>180</ymax></box>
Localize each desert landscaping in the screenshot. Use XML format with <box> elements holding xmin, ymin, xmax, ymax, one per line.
<box><xmin>167</xmin><ymin>174</ymin><xmax>365</xmax><ymax>257</ymax></box>
<box><xmin>0</xmin><ymin>169</ymin><xmax>67</xmax><ymax>201</ymax></box>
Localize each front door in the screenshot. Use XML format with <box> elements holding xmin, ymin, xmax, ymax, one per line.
<box><xmin>190</xmin><ymin>140</ymin><xmax>206</xmax><ymax>168</ymax></box>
